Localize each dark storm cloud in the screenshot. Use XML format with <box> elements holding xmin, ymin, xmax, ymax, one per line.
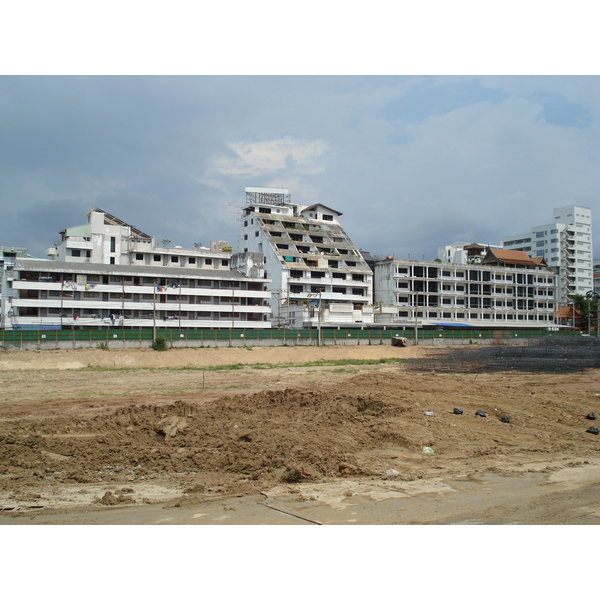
<box><xmin>0</xmin><ymin>76</ymin><xmax>598</xmax><ymax>261</ymax></box>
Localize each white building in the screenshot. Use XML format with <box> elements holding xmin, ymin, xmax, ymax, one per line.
<box><xmin>47</xmin><ymin>208</ymin><xmax>231</xmax><ymax>270</ymax></box>
<box><xmin>502</xmin><ymin>205</ymin><xmax>593</xmax><ymax>304</ymax></box>
<box><xmin>1</xmin><ymin>247</ymin><xmax>37</xmax><ymax>331</ymax></box>
<box><xmin>237</xmin><ymin>187</ymin><xmax>374</xmax><ymax>327</ymax></box>
<box><xmin>373</xmin><ymin>248</ymin><xmax>557</xmax><ymax>329</ymax></box>
<box><xmin>8</xmin><ymin>259</ymin><xmax>271</xmax><ymax>331</ymax></box>
<box><xmin>437</xmin><ymin>242</ymin><xmax>502</xmax><ymax>264</ymax></box>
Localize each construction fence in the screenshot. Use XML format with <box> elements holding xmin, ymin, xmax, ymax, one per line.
<box><xmin>0</xmin><ymin>326</ymin><xmax>583</xmax><ymax>351</ymax></box>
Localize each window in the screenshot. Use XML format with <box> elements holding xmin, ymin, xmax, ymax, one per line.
<box><xmin>205</xmin><ymin>258</ymin><xmax>212</xmax><ymax>265</ymax></box>
<box><xmin>136</xmin><ymin>253</ymin><xmax>144</xmax><ymax>261</ymax></box>
<box><xmin>244</xmin><ymin>234</ymin><xmax>248</xmax><ymax>241</ymax></box>
<box><xmin>322</xmin><ymin>214</ymin><xmax>333</xmax><ymax>221</ymax></box>
<box><xmin>189</xmin><ymin>257</ymin><xmax>196</xmax><ymax>264</ymax></box>
<box><xmin>71</xmin><ymin>249</ymin><xmax>81</xmax><ymax>257</ymax></box>
<box><xmin>171</xmin><ymin>256</ymin><xmax>179</xmax><ymax>262</ymax></box>
<box><xmin>110</xmin><ymin>237</ymin><xmax>116</xmax><ymax>253</ymax></box>
<box><xmin>110</xmin><ymin>257</ymin><xmax>115</xmax><ymax>264</ymax></box>
<box><xmin>222</xmin><ymin>260</ymin><xmax>229</xmax><ymax>267</ymax></box>
<box><xmin>255</xmin><ymin>231</ymin><xmax>259</xmax><ymax>237</ymax></box>
<box><xmin>154</xmin><ymin>255</ymin><xmax>161</xmax><ymax>261</ymax></box>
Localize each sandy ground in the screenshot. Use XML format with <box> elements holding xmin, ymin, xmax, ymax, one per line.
<box><xmin>0</xmin><ymin>344</ymin><xmax>599</xmax><ymax>525</ymax></box>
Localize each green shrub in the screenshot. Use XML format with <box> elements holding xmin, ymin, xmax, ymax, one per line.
<box><xmin>152</xmin><ymin>334</ymin><xmax>168</xmax><ymax>351</ymax></box>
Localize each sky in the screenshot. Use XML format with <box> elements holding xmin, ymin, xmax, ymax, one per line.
<box><xmin>1</xmin><ymin>75</ymin><xmax>598</xmax><ymax>262</ymax></box>
<box><xmin>0</xmin><ymin>3</ymin><xmax>598</xmax><ymax>265</ymax></box>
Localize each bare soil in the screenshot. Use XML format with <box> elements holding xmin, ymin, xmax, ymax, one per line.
<box><xmin>0</xmin><ymin>344</ymin><xmax>599</xmax><ymax>524</ymax></box>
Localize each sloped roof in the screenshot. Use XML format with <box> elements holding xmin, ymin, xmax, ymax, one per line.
<box><xmin>301</xmin><ymin>204</ymin><xmax>343</xmax><ymax>216</ymax></box>
<box><xmin>480</xmin><ymin>248</ymin><xmax>541</xmax><ymax>267</ymax></box>
<box><xmin>94</xmin><ymin>208</ymin><xmax>152</xmax><ymax>240</ymax></box>
<box><xmin>532</xmin><ymin>256</ymin><xmax>549</xmax><ymax>267</ymax></box>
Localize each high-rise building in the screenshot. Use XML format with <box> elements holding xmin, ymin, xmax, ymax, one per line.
<box><xmin>236</xmin><ymin>187</ymin><xmax>374</xmax><ymax>327</ymax></box>
<box><xmin>502</xmin><ymin>206</ymin><xmax>593</xmax><ymax>304</ymax></box>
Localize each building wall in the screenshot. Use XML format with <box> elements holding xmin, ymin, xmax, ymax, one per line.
<box><xmin>373</xmin><ymin>258</ymin><xmax>557</xmax><ymax>328</ymax></box>
<box><xmin>502</xmin><ymin>205</ymin><xmax>593</xmax><ymax>303</ymax></box>
<box><xmin>238</xmin><ymin>187</ymin><xmax>374</xmax><ymax>327</ymax></box>
<box><xmin>9</xmin><ymin>260</ymin><xmax>272</xmax><ymax>330</ymax></box>
<box><xmin>48</xmin><ymin>209</ymin><xmax>231</xmax><ymax>270</ymax></box>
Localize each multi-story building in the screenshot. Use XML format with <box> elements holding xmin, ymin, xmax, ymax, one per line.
<box><xmin>373</xmin><ymin>248</ymin><xmax>557</xmax><ymax>329</ymax></box>
<box><xmin>47</xmin><ymin>208</ymin><xmax>232</xmax><ymax>270</ymax></box>
<box><xmin>437</xmin><ymin>242</ymin><xmax>503</xmax><ymax>264</ymax></box>
<box><xmin>236</xmin><ymin>187</ymin><xmax>374</xmax><ymax>327</ymax></box>
<box><xmin>502</xmin><ymin>205</ymin><xmax>593</xmax><ymax>304</ymax></box>
<box><xmin>8</xmin><ymin>259</ymin><xmax>271</xmax><ymax>330</ymax></box>
<box><xmin>1</xmin><ymin>247</ymin><xmax>37</xmax><ymax>330</ymax></box>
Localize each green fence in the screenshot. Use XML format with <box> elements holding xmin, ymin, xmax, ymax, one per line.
<box><xmin>0</xmin><ymin>327</ymin><xmax>580</xmax><ymax>346</ymax></box>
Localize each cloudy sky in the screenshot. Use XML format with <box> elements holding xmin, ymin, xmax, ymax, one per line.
<box><xmin>0</xmin><ymin>74</ymin><xmax>598</xmax><ymax>261</ymax></box>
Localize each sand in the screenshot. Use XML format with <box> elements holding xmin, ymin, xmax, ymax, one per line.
<box><xmin>0</xmin><ymin>344</ymin><xmax>599</xmax><ymax>524</ymax></box>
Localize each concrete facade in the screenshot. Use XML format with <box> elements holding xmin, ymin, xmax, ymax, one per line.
<box><xmin>9</xmin><ymin>259</ymin><xmax>271</xmax><ymax>331</ymax></box>
<box><xmin>47</xmin><ymin>208</ymin><xmax>232</xmax><ymax>271</ymax></box>
<box><xmin>373</xmin><ymin>252</ymin><xmax>557</xmax><ymax>329</ymax></box>
<box><xmin>502</xmin><ymin>205</ymin><xmax>593</xmax><ymax>304</ymax></box>
<box><xmin>236</xmin><ymin>187</ymin><xmax>374</xmax><ymax>328</ymax></box>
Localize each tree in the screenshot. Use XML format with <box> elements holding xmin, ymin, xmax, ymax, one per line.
<box><xmin>159</xmin><ymin>239</ymin><xmax>171</xmax><ymax>247</ymax></box>
<box><xmin>571</xmin><ymin>293</ymin><xmax>599</xmax><ymax>333</ymax></box>
<box><xmin>193</xmin><ymin>242</ymin><xmax>204</xmax><ymax>249</ymax></box>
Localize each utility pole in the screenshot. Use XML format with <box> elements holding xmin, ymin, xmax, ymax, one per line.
<box><xmin>153</xmin><ymin>279</ymin><xmax>157</xmax><ymax>343</ymax></box>
<box><xmin>307</xmin><ymin>288</ymin><xmax>323</xmax><ymax>346</ymax></box>
<box><xmin>413</xmin><ymin>300</ymin><xmax>419</xmax><ymax>345</ymax></box>
<box><xmin>317</xmin><ymin>288</ymin><xmax>322</xmax><ymax>346</ymax></box>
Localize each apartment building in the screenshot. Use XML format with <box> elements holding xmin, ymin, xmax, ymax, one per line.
<box><xmin>8</xmin><ymin>259</ymin><xmax>271</xmax><ymax>330</ymax></box>
<box><xmin>47</xmin><ymin>208</ymin><xmax>231</xmax><ymax>270</ymax></box>
<box><xmin>373</xmin><ymin>248</ymin><xmax>557</xmax><ymax>328</ymax></box>
<box><xmin>236</xmin><ymin>187</ymin><xmax>374</xmax><ymax>327</ymax></box>
<box><xmin>502</xmin><ymin>205</ymin><xmax>593</xmax><ymax>304</ymax></box>
<box><xmin>1</xmin><ymin>247</ymin><xmax>37</xmax><ymax>330</ymax></box>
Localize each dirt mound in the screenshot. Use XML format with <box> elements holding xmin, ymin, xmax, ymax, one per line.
<box><xmin>1</xmin><ymin>369</ymin><xmax>599</xmax><ymax>511</ymax></box>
